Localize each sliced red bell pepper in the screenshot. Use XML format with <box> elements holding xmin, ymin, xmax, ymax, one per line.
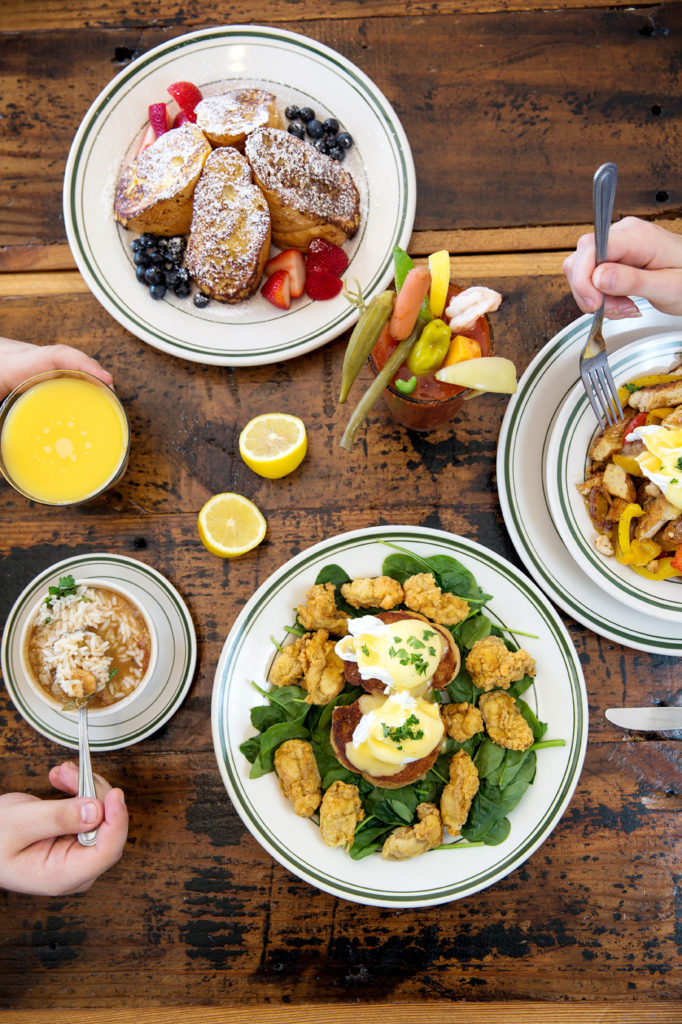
<box><xmin>622</xmin><ymin>411</ymin><xmax>647</xmax><ymax>445</ymax></box>
<box><xmin>670</xmin><ymin>545</ymin><xmax>682</xmax><ymax>571</ymax></box>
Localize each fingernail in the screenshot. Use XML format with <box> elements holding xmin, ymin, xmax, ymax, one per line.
<box><xmin>66</xmin><ymin>761</ymin><xmax>78</xmax><ymax>771</ymax></box>
<box><xmin>624</xmin><ymin>306</ymin><xmax>643</xmax><ymax>318</ymax></box>
<box><xmin>117</xmin><ymin>790</ymin><xmax>127</xmax><ymax>807</ymax></box>
<box><xmin>595</xmin><ymin>268</ymin><xmax>615</xmax><ymax>291</ymax></box>
<box><xmin>80</xmin><ymin>802</ymin><xmax>98</xmax><ymax>824</ymax></box>
<box><xmin>581</xmin><ymin>296</ymin><xmax>598</xmax><ymax>312</ymax></box>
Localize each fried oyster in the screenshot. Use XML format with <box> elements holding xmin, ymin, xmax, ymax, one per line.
<box><xmin>319</xmin><ymin>780</ymin><xmax>364</xmax><ymax>850</ymax></box>
<box><xmin>273</xmin><ymin>739</ymin><xmax>322</xmax><ymax>817</ymax></box>
<box><xmin>465</xmin><ymin>635</ymin><xmax>536</xmax><ymax>692</ymax></box>
<box><xmin>479</xmin><ymin>690</ymin><xmax>534</xmax><ymax>751</ymax></box>
<box><xmin>296</xmin><ymin>583</ymin><xmax>348</xmax><ymax>636</ymax></box>
<box><xmin>381</xmin><ymin>802</ymin><xmax>443</xmax><ymax>861</ymax></box>
<box><xmin>402</xmin><ymin>573</ymin><xmax>470</xmax><ymax>626</ymax></box>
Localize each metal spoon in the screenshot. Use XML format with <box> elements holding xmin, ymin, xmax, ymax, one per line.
<box><xmin>77</xmin><ymin>701</ymin><xmax>98</xmax><ymax>846</ymax></box>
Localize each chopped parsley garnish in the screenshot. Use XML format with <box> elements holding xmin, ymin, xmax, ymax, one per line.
<box><xmin>382</xmin><ymin>713</ymin><xmax>425</xmax><ymax>749</ymax></box>
<box><xmin>360</xmin><ymin>644</ymin><xmax>370</xmax><ymax>657</ymax></box>
<box><xmin>44</xmin><ymin>574</ymin><xmax>78</xmax><ymax>606</ymax></box>
<box><xmin>624</xmin><ymin>382</ymin><xmax>642</xmax><ymax>394</ymax></box>
<box><xmin>422</xmin><ymin>629</ymin><xmax>435</xmax><ymax>639</ymax></box>
<box><xmin>406</xmin><ymin>636</ymin><xmax>425</xmax><ymax>650</ymax></box>
<box><xmin>671</xmin><ymin>478</ymin><xmax>679</xmax><ymax>485</ymax></box>
<box><xmin>676</xmin><ymin>457</ymin><xmax>682</xmax><ymax>471</ymax></box>
<box><xmin>109</xmin><ymin>668</ymin><xmax>119</xmax><ymax>680</ymax></box>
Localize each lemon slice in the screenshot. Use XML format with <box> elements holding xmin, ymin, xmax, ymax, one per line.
<box><xmin>428</xmin><ymin>250</ymin><xmax>451</xmax><ymax>318</ymax></box>
<box><xmin>239</xmin><ymin>413</ymin><xmax>307</xmax><ymax>479</ymax></box>
<box><xmin>198</xmin><ymin>493</ymin><xmax>266</xmax><ymax>558</ymax></box>
<box><xmin>435</xmin><ymin>356</ymin><xmax>518</xmax><ymax>394</ymax></box>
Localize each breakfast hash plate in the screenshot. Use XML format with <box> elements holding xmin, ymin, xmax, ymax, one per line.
<box><xmin>546</xmin><ymin>334</ymin><xmax>682</xmax><ymax>623</ymax></box>
<box><xmin>1</xmin><ymin>554</ymin><xmax>196</xmax><ymax>751</ymax></box>
<box><xmin>63</xmin><ymin>25</ymin><xmax>416</xmax><ymax>366</ymax></box>
<box><xmin>211</xmin><ymin>526</ymin><xmax>587</xmax><ymax>908</ymax></box>
<box><xmin>498</xmin><ymin>300</ymin><xmax>682</xmax><ymax>654</ymax></box>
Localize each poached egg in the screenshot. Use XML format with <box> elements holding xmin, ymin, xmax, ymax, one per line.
<box><xmin>335</xmin><ymin>614</ymin><xmax>444</xmax><ymax>696</ymax></box>
<box><xmin>628</xmin><ymin>424</ymin><xmax>682</xmax><ymax>510</ymax></box>
<box><xmin>346</xmin><ymin>691</ymin><xmax>444</xmax><ymax>778</ymax></box>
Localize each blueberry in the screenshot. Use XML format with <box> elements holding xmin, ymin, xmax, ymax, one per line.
<box><xmin>336</xmin><ymin>131</ymin><xmax>353</xmax><ymax>149</ymax></box>
<box><xmin>165</xmin><ymin>268</ymin><xmax>180</xmax><ymax>288</ymax></box>
<box><xmin>139</xmin><ymin>232</ymin><xmax>157</xmax><ymax>247</ymax></box>
<box><xmin>131</xmin><ymin>238</ymin><xmax>142</xmax><ymax>253</ymax></box>
<box><xmin>193</xmin><ymin>292</ymin><xmax>210</xmax><ymax>308</ymax></box>
<box><xmin>144</xmin><ymin>266</ymin><xmax>163</xmax><ymax>285</ymax></box>
<box><xmin>306</xmin><ymin>118</ymin><xmax>325</xmax><ymax>139</ymax></box>
<box><xmin>287</xmin><ymin>122</ymin><xmax>305</xmax><ymax>140</ymax></box>
<box><xmin>175</xmin><ymin>281</ymin><xmax>191</xmax><ymax>298</ymax></box>
<box><xmin>328</xmin><ymin>146</ymin><xmax>345</xmax><ymax>162</ymax></box>
<box><xmin>134</xmin><ymin>250</ymin><xmax>150</xmax><ymax>267</ymax></box>
<box><xmin>298</xmin><ymin>106</ymin><xmax>315</xmax><ymax>123</ymax></box>
<box><xmin>323</xmin><ymin>117</ymin><xmax>339</xmax><ymax>135</ymax></box>
<box><xmin>314</xmin><ymin>136</ymin><xmax>331</xmax><ymax>154</ymax></box>
<box><xmin>149</xmin><ymin>283</ymin><xmax>166</xmax><ymax>299</ymax></box>
<box><xmin>285</xmin><ymin>104</ymin><xmax>300</xmax><ymax>120</ymax></box>
<box><xmin>135</xmin><ymin>265</ymin><xmax>147</xmax><ymax>283</ymax></box>
<box><xmin>175</xmin><ymin>267</ymin><xmax>190</xmax><ymax>285</ymax></box>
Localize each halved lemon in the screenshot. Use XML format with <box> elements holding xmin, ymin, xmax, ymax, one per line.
<box><xmin>198</xmin><ymin>493</ymin><xmax>266</xmax><ymax>558</ymax></box>
<box><xmin>428</xmin><ymin>249</ymin><xmax>451</xmax><ymax>318</ymax></box>
<box><xmin>239</xmin><ymin>413</ymin><xmax>307</xmax><ymax>479</ymax></box>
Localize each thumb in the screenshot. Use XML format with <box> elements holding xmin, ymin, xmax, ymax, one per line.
<box><xmin>14</xmin><ymin>795</ymin><xmax>105</xmax><ymax>848</ymax></box>
<box><xmin>594</xmin><ymin>263</ymin><xmax>682</xmax><ymax>316</ymax></box>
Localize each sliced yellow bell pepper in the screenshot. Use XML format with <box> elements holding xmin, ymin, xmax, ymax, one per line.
<box><xmin>427</xmin><ymin>250</ymin><xmax>451</xmax><ymax>318</ymax></box>
<box><xmin>615</xmin><ymin>505</ymin><xmax>662</xmax><ymax>567</ymax></box>
<box><xmin>646</xmin><ymin>407</ymin><xmax>677</xmax><ymax>424</ymax></box>
<box><xmin>630</xmin><ymin>557</ymin><xmax>682</xmax><ymax>580</ymax></box>
<box><xmin>611</xmin><ymin>453</ymin><xmax>643</xmax><ymax>477</ymax></box>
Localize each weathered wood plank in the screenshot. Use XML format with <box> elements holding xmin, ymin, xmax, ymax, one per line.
<box><xmin>0</xmin><ymin>741</ymin><xmax>678</xmax><ymax>1006</ymax></box>
<box><xmin>0</xmin><ymin>1004</ymin><xmax>681</xmax><ymax>1024</ymax></box>
<box><xmin>0</xmin><ymin>7</ymin><xmax>680</xmax><ymax>249</ymax></box>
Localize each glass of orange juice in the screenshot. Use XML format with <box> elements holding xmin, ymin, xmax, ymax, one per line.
<box><xmin>0</xmin><ymin>370</ymin><xmax>130</xmax><ymax>505</ymax></box>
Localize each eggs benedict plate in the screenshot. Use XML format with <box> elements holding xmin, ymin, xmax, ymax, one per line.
<box><xmin>211</xmin><ymin>526</ymin><xmax>587</xmax><ymax>907</ymax></box>
<box><xmin>546</xmin><ymin>334</ymin><xmax>682</xmax><ymax>623</ymax></box>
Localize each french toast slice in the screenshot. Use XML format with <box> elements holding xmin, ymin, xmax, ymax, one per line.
<box><xmin>194</xmin><ymin>88</ymin><xmax>283</xmax><ymax>149</ymax></box>
<box><xmin>185</xmin><ymin>147</ymin><xmax>271</xmax><ymax>303</ymax></box>
<box><xmin>114</xmin><ymin>123</ymin><xmax>212</xmax><ymax>235</ymax></box>
<box><xmin>244</xmin><ymin>127</ymin><xmax>360</xmax><ymax>250</ymax></box>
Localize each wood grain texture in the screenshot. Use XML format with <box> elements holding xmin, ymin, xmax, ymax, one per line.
<box><xmin>0</xmin><ymin>5</ymin><xmax>680</xmax><ymax>252</ymax></box>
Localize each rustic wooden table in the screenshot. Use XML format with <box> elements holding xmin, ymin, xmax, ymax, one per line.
<box><xmin>0</xmin><ymin>2</ymin><xmax>680</xmax><ymax>1021</ymax></box>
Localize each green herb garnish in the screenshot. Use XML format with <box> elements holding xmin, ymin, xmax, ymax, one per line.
<box><xmin>44</xmin><ymin>574</ymin><xmax>78</xmax><ymax>606</ymax></box>
<box><xmin>382</xmin><ymin>713</ymin><xmax>424</xmax><ymax>748</ymax></box>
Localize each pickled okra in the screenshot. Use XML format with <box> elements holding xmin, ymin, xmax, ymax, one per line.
<box><xmin>339</xmin><ymin>290</ymin><xmax>394</xmax><ymax>403</ymax></box>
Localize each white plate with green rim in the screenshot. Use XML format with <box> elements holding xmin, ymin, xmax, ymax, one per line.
<box><xmin>497</xmin><ymin>299</ymin><xmax>682</xmax><ymax>654</ymax></box>
<box><xmin>63</xmin><ymin>25</ymin><xmax>415</xmax><ymax>366</ymax></box>
<box><xmin>211</xmin><ymin>525</ymin><xmax>587</xmax><ymax>908</ymax></box>
<box><xmin>546</xmin><ymin>336</ymin><xmax>682</xmax><ymax>623</ymax></box>
<box><xmin>1</xmin><ymin>554</ymin><xmax>196</xmax><ymax>751</ymax></box>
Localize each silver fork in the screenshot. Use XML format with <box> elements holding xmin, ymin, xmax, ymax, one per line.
<box><xmin>579</xmin><ymin>162</ymin><xmax>624</xmax><ymax>427</ymax></box>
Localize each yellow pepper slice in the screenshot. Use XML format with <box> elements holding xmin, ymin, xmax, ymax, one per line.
<box><xmin>427</xmin><ymin>250</ymin><xmax>451</xmax><ymax>318</ymax></box>
<box><xmin>611</xmin><ymin>453</ymin><xmax>643</xmax><ymax>476</ymax></box>
<box><xmin>616</xmin><ymin>502</ymin><xmax>642</xmax><ymax>563</ymax></box>
<box><xmin>645</xmin><ymin>407</ymin><xmax>676</xmax><ymax>424</ymax></box>
<box><xmin>630</xmin><ymin>557</ymin><xmax>682</xmax><ymax>580</ymax></box>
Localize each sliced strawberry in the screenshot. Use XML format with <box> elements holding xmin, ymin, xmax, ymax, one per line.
<box><xmin>167</xmin><ymin>81</ymin><xmax>203</xmax><ymax>115</ymax></box>
<box><xmin>306</xmin><ymin>238</ymin><xmax>349</xmax><ymax>278</ymax></box>
<box><xmin>137</xmin><ymin>123</ymin><xmax>158</xmax><ymax>155</ymax></box>
<box><xmin>264</xmin><ymin>249</ymin><xmax>306</xmax><ymax>298</ymax></box>
<box><xmin>172</xmin><ymin>109</ymin><xmax>196</xmax><ymax>128</ymax></box>
<box><xmin>305</xmin><ymin>269</ymin><xmax>344</xmax><ymax>301</ymax></box>
<box><xmin>261</xmin><ymin>270</ymin><xmax>291</xmax><ymax>310</ymax></box>
<box><xmin>148</xmin><ymin>102</ymin><xmax>170</xmax><ymax>137</ymax></box>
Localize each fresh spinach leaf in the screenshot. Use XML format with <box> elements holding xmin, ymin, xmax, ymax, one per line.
<box><xmin>508</xmin><ymin>674</ymin><xmax>535</xmax><ymax>699</ymax></box>
<box><xmin>516</xmin><ymin>697</ymin><xmax>547</xmax><ymax>742</ymax></box>
<box><xmin>446</xmin><ymin>667</ymin><xmax>482</xmax><ymax>705</ymax></box>
<box><xmin>249</xmin><ymin>718</ymin><xmax>310</xmax><ymax>779</ymax></box>
<box><xmin>382</xmin><ymin>551</ymin><xmax>431</xmax><ymax>584</ymax></box>
<box><xmin>239</xmin><ymin>736</ymin><xmax>262</xmax><ymax>765</ymax></box>
<box><xmin>455</xmin><ymin>613</ymin><xmax>492</xmax><ymax>649</ymax></box>
<box><xmin>314</xmin><ymin>563</ymin><xmax>356</xmax><ymax>616</ymax></box>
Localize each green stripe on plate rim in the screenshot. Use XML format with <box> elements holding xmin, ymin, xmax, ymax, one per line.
<box><xmin>2</xmin><ymin>553</ymin><xmax>194</xmax><ymax>749</ymax></box>
<box><xmin>500</xmin><ymin>302</ymin><xmax>682</xmax><ymax>650</ymax></box>
<box><xmin>214</xmin><ymin>530</ymin><xmax>585</xmax><ymax>903</ymax></box>
<box><xmin>67</xmin><ymin>27</ymin><xmax>411</xmax><ymax>359</ymax></box>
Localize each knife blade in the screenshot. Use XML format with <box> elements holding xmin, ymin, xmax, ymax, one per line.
<box><xmin>605</xmin><ymin>707</ymin><xmax>682</xmax><ymax>731</ymax></box>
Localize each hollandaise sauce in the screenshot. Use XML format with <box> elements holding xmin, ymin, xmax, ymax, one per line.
<box><xmin>335</xmin><ymin>615</ymin><xmax>444</xmax><ymax>695</ymax></box>
<box><xmin>0</xmin><ymin>374</ymin><xmax>129</xmax><ymax>505</ymax></box>
<box><xmin>630</xmin><ymin>424</ymin><xmax>682</xmax><ymax>510</ymax></box>
<box><xmin>346</xmin><ymin>692</ymin><xmax>444</xmax><ymax>777</ymax></box>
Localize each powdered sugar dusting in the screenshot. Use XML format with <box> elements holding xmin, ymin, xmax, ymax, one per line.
<box><xmin>186</xmin><ymin>148</ymin><xmax>270</xmax><ymax>302</ymax></box>
<box><xmin>245</xmin><ymin>127</ymin><xmax>360</xmax><ymax>231</ymax></box>
<box><xmin>195</xmin><ymin>88</ymin><xmax>281</xmax><ymax>144</ymax></box>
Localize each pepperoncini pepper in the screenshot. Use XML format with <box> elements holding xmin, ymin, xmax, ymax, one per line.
<box><xmin>406</xmin><ymin>319</ymin><xmax>451</xmax><ymax>376</ymax></box>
